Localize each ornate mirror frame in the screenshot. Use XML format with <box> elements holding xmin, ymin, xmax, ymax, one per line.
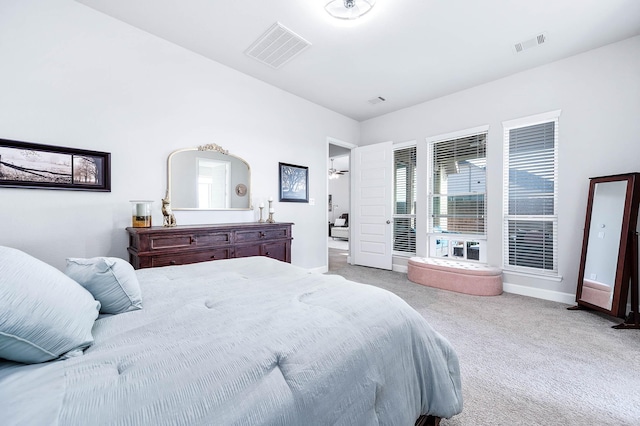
<box><xmin>573</xmin><ymin>173</ymin><xmax>640</xmax><ymax>319</ymax></box>
<box><xmin>166</xmin><ymin>143</ymin><xmax>252</xmax><ymax>211</ymax></box>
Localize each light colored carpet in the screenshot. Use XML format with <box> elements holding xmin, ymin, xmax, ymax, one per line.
<box><xmin>326</xmin><ymin>248</ymin><xmax>640</xmax><ymax>426</ymax></box>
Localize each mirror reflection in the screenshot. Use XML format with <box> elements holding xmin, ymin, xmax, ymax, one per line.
<box><xmin>573</xmin><ymin>172</ymin><xmax>640</xmax><ymax>321</ymax></box>
<box><xmin>579</xmin><ymin>180</ymin><xmax>628</xmax><ymax>310</ymax></box>
<box><xmin>167</xmin><ymin>145</ymin><xmax>251</xmax><ymax>210</ymax></box>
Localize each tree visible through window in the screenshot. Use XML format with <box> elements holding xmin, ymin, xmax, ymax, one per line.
<box><xmin>393</xmin><ymin>146</ymin><xmax>416</xmax><ymax>254</ymax></box>
<box><xmin>503</xmin><ymin>112</ymin><xmax>559</xmax><ymax>274</ymax></box>
<box><xmin>428</xmin><ymin>130</ymin><xmax>487</xmax><ymax>262</ymax></box>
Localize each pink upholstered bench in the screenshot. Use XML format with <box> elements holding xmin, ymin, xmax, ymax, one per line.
<box><xmin>408</xmin><ymin>257</ymin><xmax>503</xmax><ymax>296</ymax></box>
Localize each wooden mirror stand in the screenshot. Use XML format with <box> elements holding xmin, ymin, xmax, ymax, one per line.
<box><xmin>569</xmin><ymin>173</ymin><xmax>640</xmax><ymax>329</ymax></box>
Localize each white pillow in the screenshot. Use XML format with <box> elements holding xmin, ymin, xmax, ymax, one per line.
<box><xmin>66</xmin><ymin>257</ymin><xmax>142</xmax><ymax>315</ymax></box>
<box><xmin>334</xmin><ymin>218</ymin><xmax>346</xmax><ymax>227</ymax></box>
<box><xmin>0</xmin><ymin>246</ymin><xmax>100</xmax><ymax>364</ymax></box>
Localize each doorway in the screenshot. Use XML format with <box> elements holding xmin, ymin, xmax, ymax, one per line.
<box><xmin>327</xmin><ymin>138</ymin><xmax>355</xmax><ymax>270</ymax></box>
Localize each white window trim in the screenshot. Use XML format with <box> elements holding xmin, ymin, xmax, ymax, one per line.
<box><xmin>425</xmin><ymin>125</ymin><xmax>490</xmax><ymax>145</ymax></box>
<box><xmin>427</xmin><ymin>235</ymin><xmax>488</xmax><ymax>263</ymax></box>
<box><xmin>504</xmin><ymin>269</ymin><xmax>564</xmax><ymax>282</ymax></box>
<box><xmin>393</xmin><ymin>140</ymin><xmax>416</xmax><ymax>149</ymax></box>
<box><xmin>426</xmin><ymin>124</ymin><xmax>490</xmax><ymax>264</ymax></box>
<box><xmin>502</xmin><ymin>110</ymin><xmax>561</xmax><ymax>130</ymax></box>
<box><xmin>502</xmin><ymin>110</ymin><xmax>561</xmax><ymax>277</ymax></box>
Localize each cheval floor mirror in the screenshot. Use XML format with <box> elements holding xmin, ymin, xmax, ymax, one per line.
<box><xmin>569</xmin><ymin>172</ymin><xmax>640</xmax><ymax>329</ymax></box>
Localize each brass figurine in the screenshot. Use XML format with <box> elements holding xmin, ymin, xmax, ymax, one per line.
<box><xmin>161</xmin><ymin>193</ymin><xmax>177</xmax><ymax>227</ymax></box>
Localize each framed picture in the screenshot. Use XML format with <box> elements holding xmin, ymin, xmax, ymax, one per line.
<box><xmin>279</xmin><ymin>162</ymin><xmax>308</xmax><ymax>202</ymax></box>
<box><xmin>0</xmin><ymin>138</ymin><xmax>111</xmax><ymax>191</ymax></box>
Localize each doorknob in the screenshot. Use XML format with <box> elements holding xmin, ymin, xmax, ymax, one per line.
<box><xmin>386</xmin><ymin>220</ymin><xmax>391</xmax><ymax>224</ymax></box>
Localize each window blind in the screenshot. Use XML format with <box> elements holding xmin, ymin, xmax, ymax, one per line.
<box><xmin>428</xmin><ymin>133</ymin><xmax>487</xmax><ymax>235</ymax></box>
<box><xmin>503</xmin><ymin>119</ymin><xmax>559</xmax><ymax>273</ymax></box>
<box><xmin>393</xmin><ymin>146</ymin><xmax>416</xmax><ymax>254</ymax></box>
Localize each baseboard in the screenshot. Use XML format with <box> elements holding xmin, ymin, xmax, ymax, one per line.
<box><xmin>393</xmin><ymin>264</ymin><xmax>408</xmax><ymax>273</ymax></box>
<box><xmin>319</xmin><ymin>259</ymin><xmax>406</xmax><ymax>273</ymax></box>
<box><xmin>309</xmin><ymin>265</ymin><xmax>328</xmax><ymax>274</ymax></box>
<box><xmin>503</xmin><ymin>281</ymin><xmax>575</xmax><ymax>305</ymax></box>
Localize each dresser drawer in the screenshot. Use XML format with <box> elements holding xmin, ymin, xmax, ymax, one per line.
<box><xmin>235</xmin><ymin>244</ymin><xmax>261</xmax><ymax>258</ymax></box>
<box><xmin>127</xmin><ymin>223</ymin><xmax>293</xmax><ymax>269</ymax></box>
<box><xmin>235</xmin><ymin>241</ymin><xmax>290</xmax><ymax>262</ymax></box>
<box><xmin>150</xmin><ymin>248</ymin><xmax>232</xmax><ymax>267</ymax></box>
<box><xmin>261</xmin><ymin>241</ymin><xmax>289</xmax><ymax>262</ymax></box>
<box><xmin>235</xmin><ymin>227</ymin><xmax>289</xmax><ymax>243</ymax></box>
<box><xmin>149</xmin><ymin>231</ymin><xmax>232</xmax><ymax>250</ymax></box>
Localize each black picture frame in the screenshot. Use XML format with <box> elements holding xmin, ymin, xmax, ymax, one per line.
<box><xmin>0</xmin><ymin>138</ymin><xmax>111</xmax><ymax>192</ymax></box>
<box><xmin>279</xmin><ymin>162</ymin><xmax>308</xmax><ymax>203</ymax></box>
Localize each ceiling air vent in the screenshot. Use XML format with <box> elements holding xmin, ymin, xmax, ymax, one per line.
<box><xmin>245</xmin><ymin>22</ymin><xmax>311</xmax><ymax>69</ymax></box>
<box><xmin>514</xmin><ymin>32</ymin><xmax>548</xmax><ymax>54</ymax></box>
<box><xmin>367</xmin><ymin>96</ymin><xmax>386</xmax><ymax>105</ymax></box>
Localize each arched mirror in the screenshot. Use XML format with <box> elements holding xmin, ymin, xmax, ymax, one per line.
<box><xmin>573</xmin><ymin>173</ymin><xmax>640</xmax><ymax>320</ymax></box>
<box><xmin>167</xmin><ymin>144</ymin><xmax>251</xmax><ymax>210</ymax></box>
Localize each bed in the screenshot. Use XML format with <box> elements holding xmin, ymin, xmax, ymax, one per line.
<box><xmin>0</xmin><ymin>246</ymin><xmax>462</xmax><ymax>425</ymax></box>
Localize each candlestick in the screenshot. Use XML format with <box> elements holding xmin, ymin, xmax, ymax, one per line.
<box><xmin>258</xmin><ymin>206</ymin><xmax>264</xmax><ymax>223</ymax></box>
<box><xmin>266</xmin><ymin>199</ymin><xmax>275</xmax><ymax>223</ymax></box>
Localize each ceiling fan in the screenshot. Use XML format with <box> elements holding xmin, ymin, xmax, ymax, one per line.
<box><xmin>328</xmin><ymin>158</ymin><xmax>349</xmax><ymax>179</ymax></box>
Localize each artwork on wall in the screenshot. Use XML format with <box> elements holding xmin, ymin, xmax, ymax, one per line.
<box><xmin>328</xmin><ymin>194</ymin><xmax>333</xmax><ymax>212</ymax></box>
<box><xmin>0</xmin><ymin>138</ymin><xmax>111</xmax><ymax>191</ymax></box>
<box><xmin>279</xmin><ymin>162</ymin><xmax>308</xmax><ymax>202</ymax></box>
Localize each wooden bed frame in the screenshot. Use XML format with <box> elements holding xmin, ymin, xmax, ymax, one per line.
<box><xmin>416</xmin><ymin>415</ymin><xmax>441</xmax><ymax>426</ymax></box>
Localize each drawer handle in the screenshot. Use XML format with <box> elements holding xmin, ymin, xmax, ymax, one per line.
<box><xmin>265</xmin><ymin>251</ymin><xmax>270</xmax><ymax>256</ymax></box>
<box><xmin>210</xmin><ymin>255</ymin><xmax>215</xmax><ymax>259</ymax></box>
<box><xmin>259</xmin><ymin>232</ymin><xmax>266</xmax><ymax>238</ymax></box>
<box><xmin>169</xmin><ymin>260</ymin><xmax>176</xmax><ymax>265</ymax></box>
<box><xmin>190</xmin><ymin>236</ymin><xmax>196</xmax><ymax>244</ymax></box>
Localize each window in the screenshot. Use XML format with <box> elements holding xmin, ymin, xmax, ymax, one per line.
<box><xmin>503</xmin><ymin>111</ymin><xmax>560</xmax><ymax>274</ymax></box>
<box><xmin>393</xmin><ymin>145</ymin><xmax>416</xmax><ymax>254</ymax></box>
<box><xmin>197</xmin><ymin>158</ymin><xmax>230</xmax><ymax>209</ymax></box>
<box><xmin>427</xmin><ymin>127</ymin><xmax>488</xmax><ymax>262</ymax></box>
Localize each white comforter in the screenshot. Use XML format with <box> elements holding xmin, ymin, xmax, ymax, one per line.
<box><xmin>0</xmin><ymin>256</ymin><xmax>462</xmax><ymax>425</ymax></box>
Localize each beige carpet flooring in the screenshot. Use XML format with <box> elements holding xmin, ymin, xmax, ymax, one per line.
<box><xmin>326</xmin><ymin>248</ymin><xmax>640</xmax><ymax>426</ymax></box>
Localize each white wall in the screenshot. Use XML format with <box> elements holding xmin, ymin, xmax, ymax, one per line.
<box><xmin>360</xmin><ymin>35</ymin><xmax>640</xmax><ymax>301</ymax></box>
<box><xmin>0</xmin><ymin>0</ymin><xmax>359</xmax><ymax>270</ymax></box>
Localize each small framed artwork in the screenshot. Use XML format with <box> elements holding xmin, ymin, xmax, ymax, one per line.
<box><xmin>279</xmin><ymin>162</ymin><xmax>308</xmax><ymax>203</ymax></box>
<box><xmin>0</xmin><ymin>138</ymin><xmax>111</xmax><ymax>191</ymax></box>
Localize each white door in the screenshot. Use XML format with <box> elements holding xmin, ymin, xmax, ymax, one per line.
<box><xmin>351</xmin><ymin>142</ymin><xmax>393</xmax><ymax>270</ymax></box>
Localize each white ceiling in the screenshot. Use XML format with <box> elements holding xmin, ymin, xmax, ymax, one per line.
<box><xmin>76</xmin><ymin>0</ymin><xmax>640</xmax><ymax>122</ymax></box>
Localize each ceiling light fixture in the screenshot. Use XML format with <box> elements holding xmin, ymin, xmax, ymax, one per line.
<box><xmin>325</xmin><ymin>0</ymin><xmax>376</xmax><ymax>20</ymax></box>
<box><xmin>328</xmin><ymin>159</ymin><xmax>347</xmax><ymax>179</ymax></box>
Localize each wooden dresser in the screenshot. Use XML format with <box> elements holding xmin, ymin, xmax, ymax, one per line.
<box><xmin>126</xmin><ymin>222</ymin><xmax>293</xmax><ymax>269</ymax></box>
